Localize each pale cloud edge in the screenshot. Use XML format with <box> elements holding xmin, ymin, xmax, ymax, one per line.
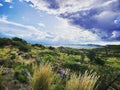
<box><xmin>0</xmin><ymin>3</ymin><xmax>3</xmax><ymax>6</ymax></box>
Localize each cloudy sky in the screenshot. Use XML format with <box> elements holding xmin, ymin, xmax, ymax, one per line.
<box><xmin>0</xmin><ymin>0</ymin><xmax>120</xmax><ymax>45</ymax></box>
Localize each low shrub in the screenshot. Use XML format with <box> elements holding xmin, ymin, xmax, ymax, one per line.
<box><xmin>42</xmin><ymin>55</ymin><xmax>55</xmax><ymax>63</ymax></box>
<box><xmin>0</xmin><ymin>66</ymin><xmax>3</xmax><ymax>86</ymax></box>
<box><xmin>12</xmin><ymin>41</ymin><xmax>31</xmax><ymax>52</ymax></box>
<box><xmin>0</xmin><ymin>38</ymin><xmax>11</xmax><ymax>47</ymax></box>
<box><xmin>12</xmin><ymin>37</ymin><xmax>27</xmax><ymax>44</ymax></box>
<box><xmin>39</xmin><ymin>50</ymin><xmax>59</xmax><ymax>57</ymax></box>
<box><xmin>32</xmin><ymin>44</ymin><xmax>45</xmax><ymax>49</ymax></box>
<box><xmin>63</xmin><ymin>62</ymin><xmax>89</xmax><ymax>72</ymax></box>
<box><xmin>94</xmin><ymin>58</ymin><xmax>105</xmax><ymax>66</ymax></box>
<box><xmin>10</xmin><ymin>53</ymin><xmax>16</xmax><ymax>59</ymax></box>
<box><xmin>51</xmin><ymin>74</ymin><xmax>64</xmax><ymax>90</ymax></box>
<box><xmin>14</xmin><ymin>65</ymin><xmax>29</xmax><ymax>83</ymax></box>
<box><xmin>14</xmin><ymin>71</ymin><xmax>28</xmax><ymax>83</ymax></box>
<box><xmin>48</xmin><ymin>46</ymin><xmax>55</xmax><ymax>50</ymax></box>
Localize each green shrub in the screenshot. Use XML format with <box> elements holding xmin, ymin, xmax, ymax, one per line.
<box><xmin>51</xmin><ymin>74</ymin><xmax>64</xmax><ymax>90</ymax></box>
<box><xmin>39</xmin><ymin>50</ymin><xmax>59</xmax><ymax>57</ymax></box>
<box><xmin>0</xmin><ymin>66</ymin><xmax>3</xmax><ymax>86</ymax></box>
<box><xmin>58</xmin><ymin>46</ymin><xmax>81</xmax><ymax>55</ymax></box>
<box><xmin>12</xmin><ymin>41</ymin><xmax>31</xmax><ymax>52</ymax></box>
<box><xmin>87</xmin><ymin>51</ymin><xmax>96</xmax><ymax>62</ymax></box>
<box><xmin>14</xmin><ymin>71</ymin><xmax>27</xmax><ymax>83</ymax></box>
<box><xmin>63</xmin><ymin>62</ymin><xmax>89</xmax><ymax>72</ymax></box>
<box><xmin>42</xmin><ymin>55</ymin><xmax>55</xmax><ymax>63</ymax></box>
<box><xmin>14</xmin><ymin>65</ymin><xmax>29</xmax><ymax>83</ymax></box>
<box><xmin>13</xmin><ymin>80</ymin><xmax>19</xmax><ymax>84</ymax></box>
<box><xmin>0</xmin><ymin>38</ymin><xmax>11</xmax><ymax>47</ymax></box>
<box><xmin>66</xmin><ymin>55</ymin><xmax>80</xmax><ymax>62</ymax></box>
<box><xmin>32</xmin><ymin>44</ymin><xmax>45</xmax><ymax>49</ymax></box>
<box><xmin>10</xmin><ymin>53</ymin><xmax>16</xmax><ymax>59</ymax></box>
<box><xmin>12</xmin><ymin>37</ymin><xmax>27</xmax><ymax>44</ymax></box>
<box><xmin>4</xmin><ymin>59</ymin><xmax>13</xmax><ymax>68</ymax></box>
<box><xmin>18</xmin><ymin>44</ymin><xmax>31</xmax><ymax>52</ymax></box>
<box><xmin>94</xmin><ymin>58</ymin><xmax>105</xmax><ymax>65</ymax></box>
<box><xmin>48</xmin><ymin>46</ymin><xmax>55</xmax><ymax>50</ymax></box>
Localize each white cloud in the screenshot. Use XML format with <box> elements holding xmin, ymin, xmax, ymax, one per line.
<box><xmin>1</xmin><ymin>15</ymin><xmax>8</xmax><ymax>21</ymax></box>
<box><xmin>23</xmin><ymin>0</ymin><xmax>118</xmax><ymax>14</ymax></box>
<box><xmin>9</xmin><ymin>5</ymin><xmax>13</xmax><ymax>8</ymax></box>
<box><xmin>0</xmin><ymin>3</ymin><xmax>3</xmax><ymax>6</ymax></box>
<box><xmin>38</xmin><ymin>23</ymin><xmax>45</xmax><ymax>28</ymax></box>
<box><xmin>86</xmin><ymin>41</ymin><xmax>120</xmax><ymax>45</ymax></box>
<box><xmin>93</xmin><ymin>11</ymin><xmax>118</xmax><ymax>23</ymax></box>
<box><xmin>4</xmin><ymin>0</ymin><xmax>12</xmax><ymax>3</ymax></box>
<box><xmin>21</xmin><ymin>0</ymin><xmax>120</xmax><ymax>44</ymax></box>
<box><xmin>0</xmin><ymin>17</ymin><xmax>48</xmax><ymax>41</ymax></box>
<box><xmin>111</xmin><ymin>31</ymin><xmax>120</xmax><ymax>38</ymax></box>
<box><xmin>114</xmin><ymin>20</ymin><xmax>119</xmax><ymax>24</ymax></box>
<box><xmin>51</xmin><ymin>17</ymin><xmax>100</xmax><ymax>44</ymax></box>
<box><xmin>0</xmin><ymin>15</ymin><xmax>101</xmax><ymax>44</ymax></box>
<box><xmin>19</xmin><ymin>0</ymin><xmax>23</xmax><ymax>2</ymax></box>
<box><xmin>114</xmin><ymin>18</ymin><xmax>120</xmax><ymax>24</ymax></box>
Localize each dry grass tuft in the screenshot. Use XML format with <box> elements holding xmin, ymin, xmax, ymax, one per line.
<box><xmin>65</xmin><ymin>71</ymin><xmax>100</xmax><ymax>90</ymax></box>
<box><xmin>31</xmin><ymin>63</ymin><xmax>54</xmax><ymax>90</ymax></box>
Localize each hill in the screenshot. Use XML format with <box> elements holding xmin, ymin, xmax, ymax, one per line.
<box><xmin>0</xmin><ymin>37</ymin><xmax>120</xmax><ymax>90</ymax></box>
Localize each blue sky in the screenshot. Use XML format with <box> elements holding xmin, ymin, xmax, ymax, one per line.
<box><xmin>0</xmin><ymin>0</ymin><xmax>120</xmax><ymax>45</ymax></box>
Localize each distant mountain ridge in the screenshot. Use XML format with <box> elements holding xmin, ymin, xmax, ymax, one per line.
<box><xmin>67</xmin><ymin>44</ymin><xmax>103</xmax><ymax>46</ymax></box>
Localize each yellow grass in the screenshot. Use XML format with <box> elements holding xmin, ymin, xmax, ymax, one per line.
<box><xmin>31</xmin><ymin>63</ymin><xmax>54</xmax><ymax>90</ymax></box>
<box><xmin>65</xmin><ymin>71</ymin><xmax>100</xmax><ymax>90</ymax></box>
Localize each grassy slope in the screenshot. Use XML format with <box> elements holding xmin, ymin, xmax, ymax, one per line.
<box><xmin>0</xmin><ymin>37</ymin><xmax>120</xmax><ymax>90</ymax></box>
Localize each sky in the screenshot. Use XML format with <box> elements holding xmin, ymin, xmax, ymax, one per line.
<box><xmin>0</xmin><ymin>0</ymin><xmax>120</xmax><ymax>45</ymax></box>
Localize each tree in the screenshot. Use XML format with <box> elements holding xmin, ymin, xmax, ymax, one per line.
<box><xmin>12</xmin><ymin>37</ymin><xmax>27</xmax><ymax>44</ymax></box>
<box><xmin>87</xmin><ymin>51</ymin><xmax>96</xmax><ymax>62</ymax></box>
<box><xmin>0</xmin><ymin>38</ymin><xmax>11</xmax><ymax>47</ymax></box>
<box><xmin>81</xmin><ymin>53</ymin><xmax>85</xmax><ymax>64</ymax></box>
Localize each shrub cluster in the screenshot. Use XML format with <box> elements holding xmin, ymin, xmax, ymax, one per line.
<box><xmin>30</xmin><ymin>63</ymin><xmax>100</xmax><ymax>90</ymax></box>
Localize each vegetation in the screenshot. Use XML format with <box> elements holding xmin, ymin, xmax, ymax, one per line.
<box><xmin>0</xmin><ymin>66</ymin><xmax>3</xmax><ymax>86</ymax></box>
<box><xmin>65</xmin><ymin>71</ymin><xmax>100</xmax><ymax>90</ymax></box>
<box><xmin>31</xmin><ymin>63</ymin><xmax>54</xmax><ymax>90</ymax></box>
<box><xmin>0</xmin><ymin>37</ymin><xmax>120</xmax><ymax>90</ymax></box>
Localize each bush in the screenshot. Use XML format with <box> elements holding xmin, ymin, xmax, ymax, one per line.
<box><xmin>65</xmin><ymin>71</ymin><xmax>100</xmax><ymax>90</ymax></box>
<box><xmin>0</xmin><ymin>38</ymin><xmax>11</xmax><ymax>47</ymax></box>
<box><xmin>48</xmin><ymin>46</ymin><xmax>55</xmax><ymax>50</ymax></box>
<box><xmin>42</xmin><ymin>55</ymin><xmax>55</xmax><ymax>63</ymax></box>
<box><xmin>51</xmin><ymin>74</ymin><xmax>64</xmax><ymax>90</ymax></box>
<box><xmin>31</xmin><ymin>63</ymin><xmax>54</xmax><ymax>90</ymax></box>
<box><xmin>14</xmin><ymin>71</ymin><xmax>28</xmax><ymax>83</ymax></box>
<box><xmin>39</xmin><ymin>50</ymin><xmax>59</xmax><ymax>57</ymax></box>
<box><xmin>63</xmin><ymin>62</ymin><xmax>88</xmax><ymax>72</ymax></box>
<box><xmin>12</xmin><ymin>41</ymin><xmax>31</xmax><ymax>52</ymax></box>
<box><xmin>14</xmin><ymin>65</ymin><xmax>29</xmax><ymax>83</ymax></box>
<box><xmin>87</xmin><ymin>51</ymin><xmax>96</xmax><ymax>62</ymax></box>
<box><xmin>32</xmin><ymin>44</ymin><xmax>45</xmax><ymax>49</ymax></box>
<box><xmin>10</xmin><ymin>53</ymin><xmax>16</xmax><ymax>59</ymax></box>
<box><xmin>12</xmin><ymin>37</ymin><xmax>27</xmax><ymax>44</ymax></box>
<box><xmin>94</xmin><ymin>58</ymin><xmax>105</xmax><ymax>66</ymax></box>
<box><xmin>4</xmin><ymin>59</ymin><xmax>14</xmax><ymax>68</ymax></box>
<box><xmin>0</xmin><ymin>66</ymin><xmax>3</xmax><ymax>86</ymax></box>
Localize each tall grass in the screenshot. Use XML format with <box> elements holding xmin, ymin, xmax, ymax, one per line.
<box><xmin>65</xmin><ymin>71</ymin><xmax>100</xmax><ymax>90</ymax></box>
<box><xmin>31</xmin><ymin>63</ymin><xmax>54</xmax><ymax>90</ymax></box>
